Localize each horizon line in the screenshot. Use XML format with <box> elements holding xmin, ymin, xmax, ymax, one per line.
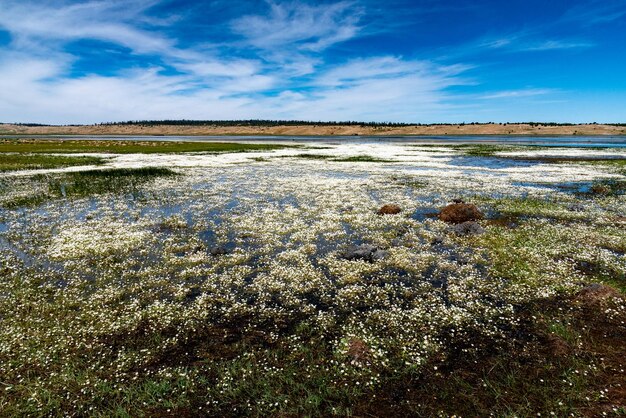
<box><xmin>3</xmin><ymin>120</ymin><xmax>626</xmax><ymax>127</ymax></box>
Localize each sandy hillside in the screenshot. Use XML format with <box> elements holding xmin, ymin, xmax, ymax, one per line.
<box><xmin>1</xmin><ymin>123</ymin><xmax>625</xmax><ymax>136</ymax></box>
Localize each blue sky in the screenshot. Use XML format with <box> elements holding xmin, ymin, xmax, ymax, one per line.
<box><xmin>0</xmin><ymin>0</ymin><xmax>625</xmax><ymax>124</ymax></box>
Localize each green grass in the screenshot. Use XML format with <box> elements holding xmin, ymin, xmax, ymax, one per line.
<box><xmin>457</xmin><ymin>144</ymin><xmax>512</xmax><ymax>157</ymax></box>
<box><xmin>0</xmin><ymin>139</ymin><xmax>291</xmax><ymax>154</ymax></box>
<box><xmin>587</xmin><ymin>159</ymin><xmax>626</xmax><ymax>169</ymax></box>
<box><xmin>476</xmin><ymin>216</ymin><xmax>626</xmax><ymax>291</ymax></box>
<box><xmin>0</xmin><ymin>193</ymin><xmax>50</xmax><ymax>208</ymax></box>
<box><xmin>492</xmin><ymin>197</ymin><xmax>562</xmax><ymax>215</ymax></box>
<box><xmin>521</xmin><ymin>156</ymin><xmax>626</xmax><ymax>166</ymax></box>
<box><xmin>1</xmin><ymin>167</ymin><xmax>177</xmax><ymax>208</ymax></box>
<box><xmin>48</xmin><ymin>167</ymin><xmax>177</xmax><ymax>198</ymax></box>
<box><xmin>412</xmin><ymin>144</ymin><xmax>517</xmax><ymax>157</ymax></box>
<box><xmin>593</xmin><ymin>160</ymin><xmax>626</xmax><ymax>177</ymax></box>
<box><xmin>395</xmin><ymin>345</ymin><xmax>592</xmax><ymax>417</ymax></box>
<box><xmin>424</xmin><ymin>349</ymin><xmax>592</xmax><ymax>417</ymax></box>
<box><xmin>476</xmin><ymin>196</ymin><xmax>581</xmax><ymax>221</ymax></box>
<box><xmin>387</xmin><ymin>174</ymin><xmax>427</xmax><ymax>189</ymax></box>
<box><xmin>547</xmin><ymin>320</ymin><xmax>579</xmax><ymax>346</ymax></box>
<box><xmin>0</xmin><ymin>154</ymin><xmax>105</xmax><ymax>172</ymax></box>
<box><xmin>587</xmin><ymin>179</ymin><xmax>626</xmax><ymax>196</ymax></box>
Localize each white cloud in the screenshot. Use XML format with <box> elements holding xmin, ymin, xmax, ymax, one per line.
<box><xmin>521</xmin><ymin>40</ymin><xmax>594</xmax><ymax>51</ymax></box>
<box><xmin>174</xmin><ymin>60</ymin><xmax>260</xmax><ymax>78</ymax></box>
<box><xmin>0</xmin><ymin>55</ymin><xmax>254</xmax><ymax>123</ymax></box>
<box><xmin>0</xmin><ymin>1</ymin><xmax>564</xmax><ymax>124</ymax></box>
<box><xmin>0</xmin><ymin>0</ymin><xmax>275</xmax><ymax>102</ymax></box>
<box><xmin>481</xmin><ymin>38</ymin><xmax>514</xmax><ymax>49</ymax></box>
<box><xmin>0</xmin><ymin>1</ymin><xmax>477</xmax><ymax>124</ymax></box>
<box><xmin>0</xmin><ymin>0</ymin><xmax>176</xmax><ymax>55</ymax></box>
<box><xmin>0</xmin><ymin>53</ymin><xmax>470</xmax><ymax>124</ymax></box>
<box><xmin>562</xmin><ymin>1</ymin><xmax>626</xmax><ymax>25</ymax></box>
<box><xmin>481</xmin><ymin>33</ymin><xmax>593</xmax><ymax>53</ymax></box>
<box><xmin>231</xmin><ymin>1</ymin><xmax>362</xmax><ymax>52</ymax></box>
<box><xmin>316</xmin><ymin>57</ymin><xmax>469</xmax><ymax>87</ymax></box>
<box><xmin>263</xmin><ymin>57</ymin><xmax>471</xmax><ymax>121</ymax></box>
<box><xmin>0</xmin><ymin>0</ymin><xmax>265</xmax><ymax>78</ymax></box>
<box><xmin>480</xmin><ymin>89</ymin><xmax>555</xmax><ymax>100</ymax></box>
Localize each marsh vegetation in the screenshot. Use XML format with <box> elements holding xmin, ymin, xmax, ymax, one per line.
<box><xmin>0</xmin><ymin>154</ymin><xmax>104</xmax><ymax>172</ymax></box>
<box><xmin>0</xmin><ymin>139</ymin><xmax>291</xmax><ymax>155</ymax></box>
<box><xmin>0</xmin><ymin>139</ymin><xmax>624</xmax><ymax>416</ymax></box>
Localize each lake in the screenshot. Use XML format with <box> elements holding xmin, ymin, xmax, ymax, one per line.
<box><xmin>3</xmin><ymin>134</ymin><xmax>626</xmax><ymax>148</ymax></box>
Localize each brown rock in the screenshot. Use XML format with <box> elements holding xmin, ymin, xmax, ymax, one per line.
<box><xmin>346</xmin><ymin>338</ymin><xmax>372</xmax><ymax>364</ymax></box>
<box><xmin>438</xmin><ymin>203</ymin><xmax>483</xmax><ymax>224</ymax></box>
<box><xmin>377</xmin><ymin>204</ymin><xmax>402</xmax><ymax>215</ymax></box>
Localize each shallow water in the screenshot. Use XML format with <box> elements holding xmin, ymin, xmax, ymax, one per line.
<box><xmin>446</xmin><ymin>155</ymin><xmax>541</xmax><ymax>169</ymax></box>
<box><xmin>3</xmin><ymin>134</ymin><xmax>626</xmax><ymax>148</ymax></box>
<box><xmin>0</xmin><ymin>141</ymin><xmax>624</xmax><ymax>279</ymax></box>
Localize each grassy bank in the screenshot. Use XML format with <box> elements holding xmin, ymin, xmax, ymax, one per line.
<box><xmin>0</xmin><ymin>154</ymin><xmax>104</xmax><ymax>172</ymax></box>
<box><xmin>0</xmin><ymin>139</ymin><xmax>291</xmax><ymax>154</ymax></box>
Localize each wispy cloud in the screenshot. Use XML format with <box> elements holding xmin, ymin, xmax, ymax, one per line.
<box><xmin>480</xmin><ymin>38</ymin><xmax>515</xmax><ymax>49</ymax></box>
<box><xmin>281</xmin><ymin>57</ymin><xmax>471</xmax><ymax>121</ymax></box>
<box><xmin>231</xmin><ymin>1</ymin><xmax>362</xmax><ymax>52</ymax></box>
<box><xmin>0</xmin><ymin>0</ymin><xmax>616</xmax><ymax>124</ymax></box>
<box><xmin>0</xmin><ymin>53</ymin><xmax>253</xmax><ymax>123</ymax></box>
<box><xmin>0</xmin><ymin>52</ymin><xmax>470</xmax><ymax>124</ymax></box>
<box><xmin>0</xmin><ymin>0</ymin><xmax>271</xmax><ymax>90</ymax></box>
<box><xmin>480</xmin><ymin>88</ymin><xmax>555</xmax><ymax>100</ymax></box>
<box><xmin>482</xmin><ymin>34</ymin><xmax>593</xmax><ymax>53</ymax></box>
<box><xmin>0</xmin><ymin>0</ymin><xmax>177</xmax><ymax>55</ymax></box>
<box><xmin>562</xmin><ymin>1</ymin><xmax>626</xmax><ymax>25</ymax></box>
<box><xmin>520</xmin><ymin>40</ymin><xmax>594</xmax><ymax>51</ymax></box>
<box><xmin>315</xmin><ymin>56</ymin><xmax>471</xmax><ymax>88</ymax></box>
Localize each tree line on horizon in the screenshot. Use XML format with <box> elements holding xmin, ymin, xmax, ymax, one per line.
<box><xmin>4</xmin><ymin>120</ymin><xmax>626</xmax><ymax>127</ymax></box>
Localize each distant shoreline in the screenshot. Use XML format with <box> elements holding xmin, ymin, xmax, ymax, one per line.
<box><xmin>1</xmin><ymin>123</ymin><xmax>625</xmax><ymax>137</ymax></box>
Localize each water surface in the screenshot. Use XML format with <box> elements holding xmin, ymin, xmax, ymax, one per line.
<box><xmin>3</xmin><ymin>135</ymin><xmax>626</xmax><ymax>148</ymax></box>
